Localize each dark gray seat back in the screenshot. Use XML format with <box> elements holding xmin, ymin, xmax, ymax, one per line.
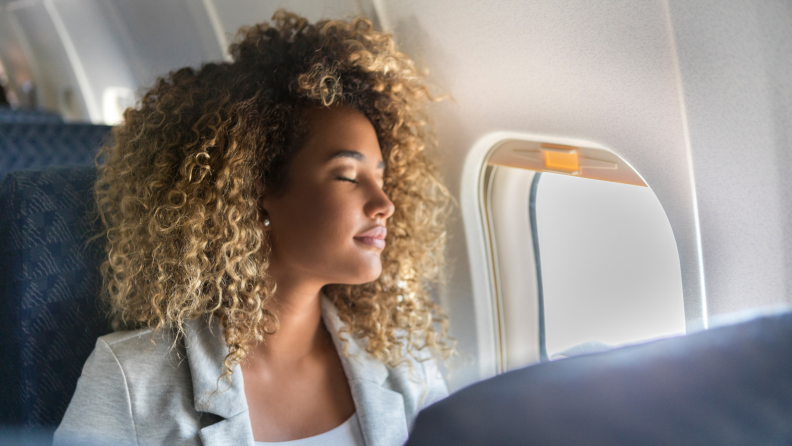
<box><xmin>408</xmin><ymin>310</ymin><xmax>792</xmax><ymax>446</ymax></box>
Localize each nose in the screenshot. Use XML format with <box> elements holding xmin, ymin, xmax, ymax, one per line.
<box><xmin>366</xmin><ymin>184</ymin><xmax>395</xmax><ymax>223</ymax></box>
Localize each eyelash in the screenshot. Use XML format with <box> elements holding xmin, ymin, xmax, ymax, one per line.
<box><xmin>337</xmin><ymin>176</ymin><xmax>387</xmax><ymax>191</ymax></box>
<box><xmin>336</xmin><ymin>176</ymin><xmax>358</xmax><ymax>184</ymax></box>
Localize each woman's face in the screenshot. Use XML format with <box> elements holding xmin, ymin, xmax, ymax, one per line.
<box><xmin>260</xmin><ymin>105</ymin><xmax>395</xmax><ymax>288</ymax></box>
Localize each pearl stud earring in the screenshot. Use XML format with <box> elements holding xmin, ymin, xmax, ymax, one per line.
<box><xmin>264</xmin><ymin>219</ymin><xmax>271</xmax><ymax>227</ymax></box>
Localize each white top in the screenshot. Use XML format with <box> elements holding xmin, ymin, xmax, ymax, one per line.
<box><xmin>254</xmin><ymin>413</ymin><xmax>365</xmax><ymax>446</ymax></box>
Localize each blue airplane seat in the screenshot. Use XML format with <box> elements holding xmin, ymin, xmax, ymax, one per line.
<box><xmin>0</xmin><ymin>166</ymin><xmax>112</xmax><ymax>430</ymax></box>
<box><xmin>0</xmin><ymin>123</ymin><xmax>113</xmax><ymax>181</ymax></box>
<box><xmin>0</xmin><ymin>107</ymin><xmax>64</xmax><ymax>124</ymax></box>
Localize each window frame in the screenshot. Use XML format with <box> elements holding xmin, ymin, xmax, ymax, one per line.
<box><xmin>462</xmin><ymin>133</ymin><xmax>686</xmax><ymax>378</ymax></box>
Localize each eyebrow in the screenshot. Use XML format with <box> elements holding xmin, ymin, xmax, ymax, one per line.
<box><xmin>328</xmin><ymin>150</ymin><xmax>385</xmax><ymax>169</ymax></box>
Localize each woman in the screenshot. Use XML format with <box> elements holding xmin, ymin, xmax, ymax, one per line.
<box><xmin>54</xmin><ymin>11</ymin><xmax>453</xmax><ymax>446</ymax></box>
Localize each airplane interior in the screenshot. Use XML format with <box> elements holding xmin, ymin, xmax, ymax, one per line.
<box><xmin>0</xmin><ymin>0</ymin><xmax>791</xmax><ymax>444</ymax></box>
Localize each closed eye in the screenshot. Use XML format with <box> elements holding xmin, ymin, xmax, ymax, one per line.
<box><xmin>336</xmin><ymin>176</ymin><xmax>358</xmax><ymax>184</ymax></box>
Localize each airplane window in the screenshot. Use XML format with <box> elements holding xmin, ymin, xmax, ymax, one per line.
<box><xmin>101</xmin><ymin>87</ymin><xmax>134</xmax><ymax>125</ymax></box>
<box><xmin>476</xmin><ymin>138</ymin><xmax>687</xmax><ymax>374</ymax></box>
<box><xmin>535</xmin><ymin>172</ymin><xmax>686</xmax><ymax>359</ymax></box>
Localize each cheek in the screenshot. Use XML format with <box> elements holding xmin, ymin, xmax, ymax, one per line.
<box><xmin>270</xmin><ymin>189</ymin><xmax>382</xmax><ymax>283</ymax></box>
<box><xmin>289</xmin><ymin>192</ymin><xmax>352</xmax><ymax>246</ymax></box>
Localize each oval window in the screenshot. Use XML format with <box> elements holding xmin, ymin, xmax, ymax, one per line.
<box><xmin>477</xmin><ymin>138</ymin><xmax>686</xmax><ymax>373</ymax></box>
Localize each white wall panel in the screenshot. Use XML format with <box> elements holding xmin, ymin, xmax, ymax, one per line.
<box><xmin>6</xmin><ymin>2</ymin><xmax>88</xmax><ymax>119</ymax></box>
<box><xmin>211</xmin><ymin>0</ymin><xmax>363</xmax><ymax>43</ymax></box>
<box><xmin>50</xmin><ymin>0</ymin><xmax>136</xmax><ymax>123</ymax></box>
<box><xmin>669</xmin><ymin>0</ymin><xmax>792</xmax><ymax>315</ymax></box>
<box><xmin>98</xmin><ymin>0</ymin><xmax>221</xmax><ymax>88</ymax></box>
<box><xmin>0</xmin><ymin>9</ymin><xmax>36</xmax><ymax>108</ymax></box>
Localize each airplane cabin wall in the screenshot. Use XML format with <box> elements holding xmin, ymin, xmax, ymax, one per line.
<box><xmin>0</xmin><ymin>0</ymin><xmax>368</xmax><ymax>121</ymax></box>
<box><xmin>380</xmin><ymin>0</ymin><xmax>792</xmax><ymax>387</ymax></box>
<box><xmin>668</xmin><ymin>0</ymin><xmax>792</xmax><ymax>317</ymax></box>
<box><xmin>0</xmin><ymin>1</ymin><xmax>90</xmax><ymax>118</ymax></box>
<box><xmin>385</xmin><ymin>0</ymin><xmax>703</xmax><ymax>387</ymax></box>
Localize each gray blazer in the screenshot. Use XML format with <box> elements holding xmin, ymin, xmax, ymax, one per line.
<box><xmin>54</xmin><ymin>296</ymin><xmax>448</xmax><ymax>446</ymax></box>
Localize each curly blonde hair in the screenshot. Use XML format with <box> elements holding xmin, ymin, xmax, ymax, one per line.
<box><xmin>95</xmin><ymin>10</ymin><xmax>453</xmax><ymax>378</ymax></box>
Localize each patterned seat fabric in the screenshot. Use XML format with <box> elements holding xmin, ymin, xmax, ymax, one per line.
<box><xmin>0</xmin><ymin>107</ymin><xmax>64</xmax><ymax>124</ymax></box>
<box><xmin>0</xmin><ymin>167</ymin><xmax>112</xmax><ymax>430</ymax></box>
<box><xmin>0</xmin><ymin>123</ymin><xmax>113</xmax><ymax>181</ymax></box>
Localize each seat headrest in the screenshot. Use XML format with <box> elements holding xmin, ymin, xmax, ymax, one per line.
<box><xmin>0</xmin><ymin>123</ymin><xmax>112</xmax><ymax>180</ymax></box>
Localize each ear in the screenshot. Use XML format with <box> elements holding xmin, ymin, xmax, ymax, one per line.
<box><xmin>254</xmin><ymin>178</ymin><xmax>272</xmax><ymax>231</ymax></box>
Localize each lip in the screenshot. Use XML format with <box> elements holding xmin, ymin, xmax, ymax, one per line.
<box><xmin>354</xmin><ymin>226</ymin><xmax>387</xmax><ymax>250</ymax></box>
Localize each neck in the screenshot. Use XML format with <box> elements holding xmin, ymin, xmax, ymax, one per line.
<box><xmin>250</xmin><ymin>270</ymin><xmax>330</xmax><ymax>362</ymax></box>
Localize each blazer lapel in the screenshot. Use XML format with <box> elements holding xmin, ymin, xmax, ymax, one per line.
<box><xmin>321</xmin><ymin>297</ymin><xmax>410</xmax><ymax>446</ymax></box>
<box><xmin>182</xmin><ymin>300</ymin><xmax>409</xmax><ymax>446</ymax></box>
<box><xmin>349</xmin><ymin>379</ymin><xmax>410</xmax><ymax>446</ymax></box>
<box><xmin>184</xmin><ymin>317</ymin><xmax>255</xmax><ymax>446</ymax></box>
<box><xmin>198</xmin><ymin>411</ymin><xmax>256</xmax><ymax>446</ymax></box>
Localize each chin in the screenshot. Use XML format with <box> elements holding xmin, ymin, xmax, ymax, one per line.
<box><xmin>341</xmin><ymin>261</ymin><xmax>383</xmax><ymax>285</ymax></box>
<box><xmin>353</xmin><ymin>269</ymin><xmax>383</xmax><ymax>285</ymax></box>
<box><xmin>326</xmin><ymin>249</ymin><xmax>384</xmax><ymax>285</ymax></box>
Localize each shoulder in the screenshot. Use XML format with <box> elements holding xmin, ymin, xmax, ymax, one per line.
<box><xmin>94</xmin><ymin>327</ymin><xmax>191</xmax><ymax>390</ymax></box>
<box><xmin>55</xmin><ymin>327</ymin><xmax>200</xmax><ymax>446</ymax></box>
<box><xmin>380</xmin><ymin>347</ymin><xmax>449</xmax><ymax>430</ymax></box>
<box><xmin>386</xmin><ymin>349</ymin><xmax>449</xmax><ymax>407</ymax></box>
<box><xmin>98</xmin><ymin>325</ymin><xmax>179</xmax><ymax>358</ymax></box>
